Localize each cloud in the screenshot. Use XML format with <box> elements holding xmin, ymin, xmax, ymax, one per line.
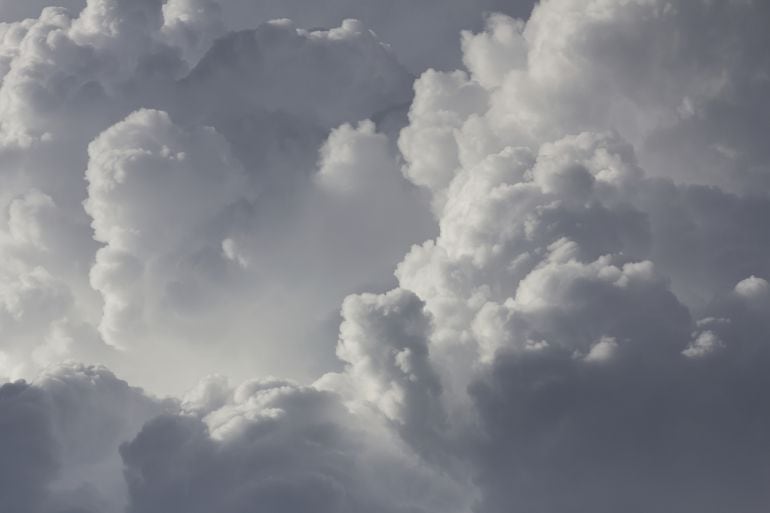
<box><xmin>214</xmin><ymin>0</ymin><xmax>536</xmax><ymax>72</ymax></box>
<box><xmin>161</xmin><ymin>0</ymin><xmax>225</xmax><ymax>64</ymax></box>
<box><xmin>0</xmin><ymin>380</ymin><xmax>56</xmax><ymax>513</ymax></box>
<box><xmin>121</xmin><ymin>376</ymin><xmax>468</xmax><ymax>513</ymax></box>
<box><xmin>0</xmin><ymin>1</ymin><xmax>430</xmax><ymax>389</ymax></box>
<box><xmin>396</xmin><ymin>1</ymin><xmax>770</xmax><ymax>199</ymax></box>
<box><xmin>84</xmin><ymin>108</ymin><xmax>246</xmax><ymax>349</ymax></box>
<box><xmin>0</xmin><ymin>0</ymin><xmax>539</xmax><ymax>73</ymax></box>
<box><xmin>325</xmin><ymin>289</ymin><xmax>449</xmax><ymax>461</ymax></box>
<box><xmin>181</xmin><ymin>18</ymin><xmax>413</xmax><ymax>131</ymax></box>
<box><xmin>0</xmin><ymin>363</ymin><xmax>166</xmax><ymax>513</ymax></box>
<box><xmin>735</xmin><ymin>275</ymin><xmax>770</xmax><ymax>306</ymax></box>
<box><xmin>2</xmin><ymin>0</ymin><xmax>770</xmax><ymax>512</ymax></box>
<box><xmin>2</xmin><ymin>365</ymin><xmax>469</xmax><ymax>513</ymax></box>
<box><xmin>0</xmin><ymin>0</ymin><xmax>83</xmax><ymax>22</ymax></box>
<box><xmin>332</xmin><ymin>1</ymin><xmax>770</xmax><ymax>510</ymax></box>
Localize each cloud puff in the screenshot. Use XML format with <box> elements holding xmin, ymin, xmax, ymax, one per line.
<box><xmin>401</xmin><ymin>1</ymin><xmax>770</xmax><ymax>194</ymax></box>
<box><xmin>85</xmin><ymin>108</ymin><xmax>245</xmax><ymax>350</ymax></box>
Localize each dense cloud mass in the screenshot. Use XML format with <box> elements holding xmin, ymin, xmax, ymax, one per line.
<box><xmin>0</xmin><ymin>0</ymin><xmax>432</xmax><ymax>389</ymax></box>
<box><xmin>1</xmin><ymin>0</ymin><xmax>770</xmax><ymax>512</ymax></box>
<box><xmin>0</xmin><ymin>364</ymin><xmax>166</xmax><ymax>513</ymax></box>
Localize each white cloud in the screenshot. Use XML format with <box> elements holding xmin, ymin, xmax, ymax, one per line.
<box><xmin>735</xmin><ymin>275</ymin><xmax>770</xmax><ymax>304</ymax></box>
<box><xmin>85</xmin><ymin>108</ymin><xmax>246</xmax><ymax>350</ymax></box>
<box><xmin>582</xmin><ymin>336</ymin><xmax>619</xmax><ymax>363</ymax></box>
<box><xmin>682</xmin><ymin>330</ymin><xmax>725</xmax><ymax>359</ymax></box>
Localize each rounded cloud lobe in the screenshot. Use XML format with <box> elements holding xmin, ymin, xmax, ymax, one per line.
<box><xmin>85</xmin><ymin>108</ymin><xmax>246</xmax><ymax>349</ymax></box>
<box><xmin>1</xmin><ymin>0</ymin><xmax>770</xmax><ymax>512</ymax></box>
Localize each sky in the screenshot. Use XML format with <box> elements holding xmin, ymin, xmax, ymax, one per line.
<box><xmin>1</xmin><ymin>0</ymin><xmax>770</xmax><ymax>512</ymax></box>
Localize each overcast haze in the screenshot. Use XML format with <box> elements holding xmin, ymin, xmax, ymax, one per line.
<box><xmin>1</xmin><ymin>1</ymin><xmax>770</xmax><ymax>512</ymax></box>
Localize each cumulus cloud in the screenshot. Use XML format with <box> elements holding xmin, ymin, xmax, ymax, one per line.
<box><xmin>0</xmin><ymin>0</ymin><xmax>431</xmax><ymax>389</ymax></box>
<box><xmin>2</xmin><ymin>0</ymin><xmax>770</xmax><ymax>512</ymax></box>
<box><xmin>84</xmin><ymin>107</ymin><xmax>246</xmax><ymax>349</ymax></box>
<box><xmin>735</xmin><ymin>275</ymin><xmax>770</xmax><ymax>307</ymax></box>
<box><xmin>326</xmin><ymin>1</ymin><xmax>770</xmax><ymax>510</ymax></box>
<box><xmin>328</xmin><ymin>1</ymin><xmax>767</xmax><ymax>511</ymax></box>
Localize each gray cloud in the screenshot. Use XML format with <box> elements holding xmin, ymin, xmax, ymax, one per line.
<box><xmin>208</xmin><ymin>0</ymin><xmax>536</xmax><ymax>72</ymax></box>
<box><xmin>0</xmin><ymin>380</ymin><xmax>56</xmax><ymax>513</ymax></box>
<box><xmin>1</xmin><ymin>0</ymin><xmax>770</xmax><ymax>512</ymax></box>
<box><xmin>122</xmin><ymin>379</ymin><xmax>465</xmax><ymax>513</ymax></box>
<box><xmin>0</xmin><ymin>364</ymin><xmax>167</xmax><ymax>513</ymax></box>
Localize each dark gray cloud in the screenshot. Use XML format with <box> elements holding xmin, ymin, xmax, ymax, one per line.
<box><xmin>122</xmin><ymin>381</ymin><xmax>464</xmax><ymax>513</ymax></box>
<box><xmin>0</xmin><ymin>381</ymin><xmax>57</xmax><ymax>513</ymax></box>
<box><xmin>0</xmin><ymin>364</ymin><xmax>166</xmax><ymax>513</ymax></box>
<box><xmin>470</xmin><ymin>331</ymin><xmax>770</xmax><ymax>513</ymax></box>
